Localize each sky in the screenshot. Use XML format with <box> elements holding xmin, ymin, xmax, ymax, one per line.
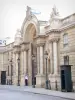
<box><xmin>0</xmin><ymin>0</ymin><xmax>75</xmax><ymax>43</ymax></box>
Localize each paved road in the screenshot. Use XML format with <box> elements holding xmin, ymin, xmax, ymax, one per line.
<box><xmin>0</xmin><ymin>90</ymin><xmax>71</xmax><ymax>100</ymax></box>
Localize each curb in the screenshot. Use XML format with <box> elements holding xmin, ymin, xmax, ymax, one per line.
<box><xmin>0</xmin><ymin>87</ymin><xmax>74</xmax><ymax>100</ymax></box>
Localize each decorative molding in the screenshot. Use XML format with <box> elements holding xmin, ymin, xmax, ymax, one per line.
<box><xmin>21</xmin><ymin>41</ymin><xmax>29</xmax><ymax>52</ymax></box>
<box><xmin>46</xmin><ymin>21</ymin><xmax>75</xmax><ymax>35</ymax></box>
<box><xmin>20</xmin><ymin>41</ymin><xmax>30</xmax><ymax>45</ymax></box>
<box><xmin>21</xmin><ymin>47</ymin><xmax>29</xmax><ymax>52</ymax></box>
<box><xmin>60</xmin><ymin>21</ymin><xmax>75</xmax><ymax>31</ymax></box>
<box><xmin>34</xmin><ymin>35</ymin><xmax>46</xmax><ymax>39</ymax></box>
<box><xmin>49</xmin><ymin>37</ymin><xmax>59</xmax><ymax>42</ymax></box>
<box><xmin>36</xmin><ymin>43</ymin><xmax>45</xmax><ymax>47</ymax></box>
<box><xmin>46</xmin><ymin>29</ymin><xmax>60</xmax><ymax>34</ymax></box>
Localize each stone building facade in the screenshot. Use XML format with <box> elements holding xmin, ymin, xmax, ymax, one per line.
<box><xmin>0</xmin><ymin>6</ymin><xmax>75</xmax><ymax>90</ymax></box>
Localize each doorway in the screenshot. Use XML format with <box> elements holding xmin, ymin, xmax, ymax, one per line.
<box><xmin>31</xmin><ymin>43</ymin><xmax>37</xmax><ymax>85</ymax></box>
<box><xmin>1</xmin><ymin>71</ymin><xmax>6</xmax><ymax>85</ymax></box>
<box><xmin>61</xmin><ymin>70</ymin><xmax>65</xmax><ymax>90</ymax></box>
<box><xmin>24</xmin><ymin>23</ymin><xmax>37</xmax><ymax>85</ymax></box>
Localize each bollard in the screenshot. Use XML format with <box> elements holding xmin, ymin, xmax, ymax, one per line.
<box><xmin>55</xmin><ymin>80</ymin><xmax>58</xmax><ymax>91</ymax></box>
<box><xmin>72</xmin><ymin>80</ymin><xmax>74</xmax><ymax>92</ymax></box>
<box><xmin>32</xmin><ymin>78</ymin><xmax>35</xmax><ymax>88</ymax></box>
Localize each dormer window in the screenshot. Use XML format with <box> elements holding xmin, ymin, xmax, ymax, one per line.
<box><xmin>63</xmin><ymin>33</ymin><xmax>68</xmax><ymax>47</ymax></box>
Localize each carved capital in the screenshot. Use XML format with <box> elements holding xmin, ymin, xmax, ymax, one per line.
<box><xmin>49</xmin><ymin>37</ymin><xmax>59</xmax><ymax>43</ymax></box>
<box><xmin>36</xmin><ymin>43</ymin><xmax>45</xmax><ymax>47</ymax></box>
<box><xmin>13</xmin><ymin>45</ymin><xmax>21</xmax><ymax>54</ymax></box>
<box><xmin>21</xmin><ymin>41</ymin><xmax>29</xmax><ymax>51</ymax></box>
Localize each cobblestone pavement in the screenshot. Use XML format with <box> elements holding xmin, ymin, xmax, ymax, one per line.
<box><xmin>0</xmin><ymin>90</ymin><xmax>72</xmax><ymax>100</ymax></box>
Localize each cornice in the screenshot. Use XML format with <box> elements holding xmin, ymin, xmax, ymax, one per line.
<box><xmin>20</xmin><ymin>41</ymin><xmax>30</xmax><ymax>45</ymax></box>
<box><xmin>46</xmin><ymin>29</ymin><xmax>60</xmax><ymax>34</ymax></box>
<box><xmin>46</xmin><ymin>21</ymin><xmax>75</xmax><ymax>34</ymax></box>
<box><xmin>34</xmin><ymin>35</ymin><xmax>46</xmax><ymax>39</ymax></box>
<box><xmin>60</xmin><ymin>21</ymin><xmax>75</xmax><ymax>31</ymax></box>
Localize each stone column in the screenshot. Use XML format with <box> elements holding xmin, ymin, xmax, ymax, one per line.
<box><xmin>15</xmin><ymin>53</ymin><xmax>19</xmax><ymax>76</ymax></box>
<box><xmin>13</xmin><ymin>53</ymin><xmax>16</xmax><ymax>84</ymax></box>
<box><xmin>23</xmin><ymin>50</ymin><xmax>27</xmax><ymax>74</ymax></box>
<box><xmin>13</xmin><ymin>45</ymin><xmax>21</xmax><ymax>85</ymax></box>
<box><xmin>40</xmin><ymin>46</ymin><xmax>44</xmax><ymax>74</ymax></box>
<box><xmin>14</xmin><ymin>53</ymin><xmax>19</xmax><ymax>85</ymax></box>
<box><xmin>49</xmin><ymin>42</ymin><xmax>53</xmax><ymax>74</ymax></box>
<box><xmin>20</xmin><ymin>50</ymin><xmax>27</xmax><ymax>86</ymax></box>
<box><xmin>20</xmin><ymin>51</ymin><xmax>25</xmax><ymax>86</ymax></box>
<box><xmin>13</xmin><ymin>53</ymin><xmax>16</xmax><ymax>76</ymax></box>
<box><xmin>53</xmin><ymin>41</ymin><xmax>58</xmax><ymax>75</ymax></box>
<box><xmin>37</xmin><ymin>47</ymin><xmax>40</xmax><ymax>74</ymax></box>
<box><xmin>21</xmin><ymin>51</ymin><xmax>24</xmax><ymax>75</ymax></box>
<box><xmin>28</xmin><ymin>48</ymin><xmax>32</xmax><ymax>85</ymax></box>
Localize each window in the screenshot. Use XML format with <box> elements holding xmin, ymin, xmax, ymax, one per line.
<box><xmin>63</xmin><ymin>33</ymin><xmax>68</xmax><ymax>46</ymax></box>
<box><xmin>64</xmin><ymin>56</ymin><xmax>69</xmax><ymax>65</ymax></box>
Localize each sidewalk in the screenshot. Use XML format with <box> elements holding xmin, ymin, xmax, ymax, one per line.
<box><xmin>0</xmin><ymin>85</ymin><xmax>75</xmax><ymax>100</ymax></box>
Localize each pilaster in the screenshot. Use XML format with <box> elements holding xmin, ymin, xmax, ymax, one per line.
<box><xmin>53</xmin><ymin>41</ymin><xmax>58</xmax><ymax>75</ymax></box>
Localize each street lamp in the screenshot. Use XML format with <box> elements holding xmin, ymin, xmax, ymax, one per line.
<box><xmin>44</xmin><ymin>51</ymin><xmax>48</xmax><ymax>89</ymax></box>
<box><xmin>10</xmin><ymin>59</ymin><xmax>13</xmax><ymax>85</ymax></box>
<box><xmin>17</xmin><ymin>57</ymin><xmax>20</xmax><ymax>86</ymax></box>
<box><xmin>32</xmin><ymin>54</ymin><xmax>35</xmax><ymax>88</ymax></box>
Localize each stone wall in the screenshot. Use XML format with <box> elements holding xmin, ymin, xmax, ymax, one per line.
<box><xmin>60</xmin><ymin>26</ymin><xmax>75</xmax><ymax>89</ymax></box>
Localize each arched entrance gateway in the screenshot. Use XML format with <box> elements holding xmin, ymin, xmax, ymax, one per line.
<box><xmin>24</xmin><ymin>23</ymin><xmax>37</xmax><ymax>86</ymax></box>
<box><xmin>19</xmin><ymin>6</ymin><xmax>46</xmax><ymax>87</ymax></box>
